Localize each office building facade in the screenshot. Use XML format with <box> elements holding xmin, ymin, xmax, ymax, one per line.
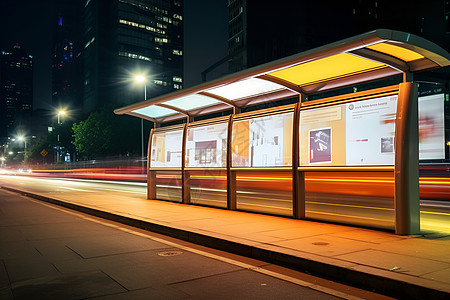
<box><xmin>83</xmin><ymin>0</ymin><xmax>184</xmax><ymax>112</ymax></box>
<box><xmin>228</xmin><ymin>0</ymin><xmax>450</xmax><ymax>72</ymax></box>
<box><xmin>0</xmin><ymin>44</ymin><xmax>33</xmax><ymax>140</ymax></box>
<box><xmin>52</xmin><ymin>1</ymin><xmax>83</xmax><ymax>112</ymax></box>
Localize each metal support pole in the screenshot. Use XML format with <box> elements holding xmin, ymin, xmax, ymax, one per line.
<box><xmin>181</xmin><ymin>123</ymin><xmax>190</xmax><ymax>204</ymax></box>
<box><xmin>394</xmin><ymin>82</ymin><xmax>420</xmax><ymax>234</ymax></box>
<box><xmin>147</xmin><ymin>128</ymin><xmax>156</xmax><ymax>200</ymax></box>
<box><xmin>292</xmin><ymin>100</ymin><xmax>305</xmax><ymax>219</ymax></box>
<box><xmin>227</xmin><ymin>115</ymin><xmax>237</xmax><ymax>210</ymax></box>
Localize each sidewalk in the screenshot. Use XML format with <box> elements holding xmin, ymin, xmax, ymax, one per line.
<box><xmin>2</xmin><ymin>185</ymin><xmax>450</xmax><ymax>299</ymax></box>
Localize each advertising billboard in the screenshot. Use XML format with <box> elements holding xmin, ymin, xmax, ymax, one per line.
<box><xmin>418</xmin><ymin>94</ymin><xmax>445</xmax><ymax>160</ymax></box>
<box><xmin>186</xmin><ymin>122</ymin><xmax>228</xmax><ymax>168</ymax></box>
<box><xmin>300</xmin><ymin>94</ymin><xmax>398</xmax><ymax>166</ymax></box>
<box><xmin>232</xmin><ymin>112</ymin><xmax>293</xmax><ymax>167</ymax></box>
<box><xmin>150</xmin><ymin>129</ymin><xmax>183</xmax><ymax>168</ymax></box>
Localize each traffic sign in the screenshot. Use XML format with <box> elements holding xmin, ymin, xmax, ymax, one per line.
<box><xmin>40</xmin><ymin>149</ymin><xmax>48</xmax><ymax>157</ymax></box>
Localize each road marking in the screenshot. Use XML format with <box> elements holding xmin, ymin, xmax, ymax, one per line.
<box><xmin>59</xmin><ymin>187</ymin><xmax>93</xmax><ymax>192</ymax></box>
<box><xmin>29</xmin><ymin>198</ymin><xmax>367</xmax><ymax>300</ymax></box>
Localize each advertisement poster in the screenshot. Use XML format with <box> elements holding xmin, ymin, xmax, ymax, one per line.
<box><xmin>150</xmin><ymin>129</ymin><xmax>183</xmax><ymax>168</ymax></box>
<box><xmin>299</xmin><ymin>94</ymin><xmax>398</xmax><ymax>166</ymax></box>
<box><xmin>232</xmin><ymin>112</ymin><xmax>293</xmax><ymax>167</ymax></box>
<box><xmin>309</xmin><ymin>127</ymin><xmax>332</xmax><ymax>163</ymax></box>
<box><xmin>345</xmin><ymin>95</ymin><xmax>398</xmax><ymax>165</ymax></box>
<box><xmin>186</xmin><ymin>122</ymin><xmax>228</xmax><ymax>167</ymax></box>
<box><xmin>299</xmin><ymin>106</ymin><xmax>345</xmax><ymax>166</ymax></box>
<box><xmin>418</xmin><ymin>94</ymin><xmax>445</xmax><ymax>160</ymax></box>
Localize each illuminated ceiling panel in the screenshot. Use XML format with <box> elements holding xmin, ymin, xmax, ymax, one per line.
<box><xmin>163</xmin><ymin>94</ymin><xmax>221</xmax><ymax>111</ymax></box>
<box><xmin>367</xmin><ymin>42</ymin><xmax>424</xmax><ymax>62</ymax></box>
<box><xmin>267</xmin><ymin>53</ymin><xmax>386</xmax><ymax>87</ymax></box>
<box><xmin>205</xmin><ymin>78</ymin><xmax>287</xmax><ymax>100</ymax></box>
<box><xmin>132</xmin><ymin>105</ymin><xmax>176</xmax><ymax>119</ymax></box>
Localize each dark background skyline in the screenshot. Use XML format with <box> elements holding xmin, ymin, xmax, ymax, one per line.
<box><xmin>0</xmin><ymin>0</ymin><xmax>228</xmax><ymax>110</ymax></box>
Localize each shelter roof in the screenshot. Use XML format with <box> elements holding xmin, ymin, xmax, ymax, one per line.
<box><xmin>114</xmin><ymin>29</ymin><xmax>450</xmax><ymax>124</ymax></box>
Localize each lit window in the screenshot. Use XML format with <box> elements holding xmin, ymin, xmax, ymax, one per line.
<box><xmin>173</xmin><ymin>76</ymin><xmax>182</xmax><ymax>82</ymax></box>
<box><xmin>174</xmin><ymin>84</ymin><xmax>182</xmax><ymax>89</ymax></box>
<box><xmin>173</xmin><ymin>14</ymin><xmax>182</xmax><ymax>20</ymax></box>
<box><xmin>154</xmin><ymin>80</ymin><xmax>168</xmax><ymax>86</ymax></box>
<box><xmin>155</xmin><ymin>37</ymin><xmax>168</xmax><ymax>43</ymax></box>
<box><xmin>172</xmin><ymin>49</ymin><xmax>183</xmax><ymax>55</ymax></box>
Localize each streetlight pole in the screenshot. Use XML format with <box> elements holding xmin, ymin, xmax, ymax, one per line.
<box><xmin>135</xmin><ymin>75</ymin><xmax>147</xmax><ymax>169</ymax></box>
<box><xmin>142</xmin><ymin>83</ymin><xmax>146</xmax><ymax>164</ymax></box>
<box><xmin>56</xmin><ymin>110</ymin><xmax>66</xmax><ymax>163</ymax></box>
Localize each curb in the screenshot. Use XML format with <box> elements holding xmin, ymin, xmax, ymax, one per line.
<box><xmin>2</xmin><ymin>185</ymin><xmax>449</xmax><ymax>299</ymax></box>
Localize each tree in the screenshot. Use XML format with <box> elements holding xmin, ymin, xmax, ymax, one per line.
<box><xmin>72</xmin><ymin>105</ymin><xmax>141</xmax><ymax>159</ymax></box>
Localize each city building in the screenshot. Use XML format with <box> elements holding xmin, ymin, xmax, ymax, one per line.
<box><xmin>0</xmin><ymin>44</ymin><xmax>33</xmax><ymax>141</ymax></box>
<box><xmin>82</xmin><ymin>0</ymin><xmax>184</xmax><ymax>113</ymax></box>
<box><xmin>227</xmin><ymin>0</ymin><xmax>450</xmax><ymax>72</ymax></box>
<box><xmin>52</xmin><ymin>1</ymin><xmax>83</xmax><ymax>113</ymax></box>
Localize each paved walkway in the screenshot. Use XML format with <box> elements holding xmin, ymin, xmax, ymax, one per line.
<box><xmin>2</xmin><ymin>185</ymin><xmax>450</xmax><ymax>299</ymax></box>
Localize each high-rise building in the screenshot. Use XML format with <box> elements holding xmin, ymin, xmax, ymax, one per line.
<box><xmin>0</xmin><ymin>44</ymin><xmax>33</xmax><ymax>140</ymax></box>
<box><xmin>82</xmin><ymin>0</ymin><xmax>184</xmax><ymax>113</ymax></box>
<box><xmin>228</xmin><ymin>0</ymin><xmax>450</xmax><ymax>72</ymax></box>
<box><xmin>52</xmin><ymin>1</ymin><xmax>83</xmax><ymax>112</ymax></box>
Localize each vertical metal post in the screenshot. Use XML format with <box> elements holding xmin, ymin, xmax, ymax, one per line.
<box><xmin>292</xmin><ymin>100</ymin><xmax>305</xmax><ymax>219</ymax></box>
<box><xmin>181</xmin><ymin>123</ymin><xmax>191</xmax><ymax>204</ymax></box>
<box><xmin>147</xmin><ymin>128</ymin><xmax>156</xmax><ymax>200</ymax></box>
<box><xmin>394</xmin><ymin>82</ymin><xmax>420</xmax><ymax>234</ymax></box>
<box><xmin>227</xmin><ymin>115</ymin><xmax>237</xmax><ymax>210</ymax></box>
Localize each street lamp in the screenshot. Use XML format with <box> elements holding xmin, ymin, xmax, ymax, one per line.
<box><xmin>57</xmin><ymin>110</ymin><xmax>66</xmax><ymax>124</ymax></box>
<box><xmin>17</xmin><ymin>136</ymin><xmax>27</xmax><ymax>152</ymax></box>
<box><xmin>134</xmin><ymin>75</ymin><xmax>147</xmax><ymax>166</ymax></box>
<box><xmin>56</xmin><ymin>110</ymin><xmax>67</xmax><ymax>163</ymax></box>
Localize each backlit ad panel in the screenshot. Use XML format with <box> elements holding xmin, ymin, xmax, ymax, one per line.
<box><xmin>418</xmin><ymin>94</ymin><xmax>445</xmax><ymax>160</ymax></box>
<box><xmin>186</xmin><ymin>122</ymin><xmax>228</xmax><ymax>168</ymax></box>
<box><xmin>231</xmin><ymin>112</ymin><xmax>293</xmax><ymax>167</ymax></box>
<box><xmin>300</xmin><ymin>94</ymin><xmax>398</xmax><ymax>166</ymax></box>
<box><xmin>150</xmin><ymin>129</ymin><xmax>183</xmax><ymax>168</ymax></box>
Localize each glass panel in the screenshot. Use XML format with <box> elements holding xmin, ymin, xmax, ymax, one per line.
<box><xmin>231</xmin><ymin>112</ymin><xmax>293</xmax><ymax>167</ymax></box>
<box><xmin>132</xmin><ymin>105</ymin><xmax>176</xmax><ymax>119</ymax></box>
<box><xmin>305</xmin><ymin>171</ymin><xmax>395</xmax><ymax>230</ymax></box>
<box><xmin>190</xmin><ymin>170</ymin><xmax>227</xmax><ymax>208</ymax></box>
<box><xmin>236</xmin><ymin>170</ymin><xmax>292</xmax><ymax>217</ymax></box>
<box><xmin>205</xmin><ymin>78</ymin><xmax>286</xmax><ymax>100</ymax></box>
<box><xmin>299</xmin><ymin>94</ymin><xmax>398</xmax><ymax>166</ymax></box>
<box><xmin>163</xmin><ymin>94</ymin><xmax>221</xmax><ymax>111</ymax></box>
<box><xmin>186</xmin><ymin>122</ymin><xmax>228</xmax><ymax>168</ymax></box>
<box><xmin>367</xmin><ymin>42</ymin><xmax>424</xmax><ymax>62</ymax></box>
<box><xmin>155</xmin><ymin>170</ymin><xmax>182</xmax><ymax>202</ymax></box>
<box><xmin>150</xmin><ymin>129</ymin><xmax>183</xmax><ymax>168</ymax></box>
<box><xmin>268</xmin><ymin>53</ymin><xmax>386</xmax><ymax>87</ymax></box>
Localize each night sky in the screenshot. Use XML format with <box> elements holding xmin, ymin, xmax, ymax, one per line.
<box><xmin>0</xmin><ymin>0</ymin><xmax>228</xmax><ymax>110</ymax></box>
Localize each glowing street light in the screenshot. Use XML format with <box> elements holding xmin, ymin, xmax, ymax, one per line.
<box><xmin>17</xmin><ymin>136</ymin><xmax>27</xmax><ymax>151</ymax></box>
<box><xmin>56</xmin><ymin>110</ymin><xmax>67</xmax><ymax>163</ymax></box>
<box><xmin>57</xmin><ymin>110</ymin><xmax>66</xmax><ymax>124</ymax></box>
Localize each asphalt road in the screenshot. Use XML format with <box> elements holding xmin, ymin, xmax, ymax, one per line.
<box><xmin>0</xmin><ymin>188</ymin><xmax>394</xmax><ymax>300</ymax></box>
<box><xmin>1</xmin><ymin>174</ymin><xmax>449</xmax><ymax>234</ymax></box>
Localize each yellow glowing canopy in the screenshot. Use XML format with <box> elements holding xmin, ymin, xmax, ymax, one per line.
<box><xmin>115</xmin><ymin>29</ymin><xmax>450</xmax><ymax>124</ymax></box>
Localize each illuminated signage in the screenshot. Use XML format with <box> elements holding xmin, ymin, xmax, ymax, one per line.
<box><xmin>418</xmin><ymin>94</ymin><xmax>445</xmax><ymax>160</ymax></box>
<box><xmin>232</xmin><ymin>112</ymin><xmax>293</xmax><ymax>167</ymax></box>
<box><xmin>300</xmin><ymin>95</ymin><xmax>398</xmax><ymax>166</ymax></box>
<box><xmin>186</xmin><ymin>122</ymin><xmax>228</xmax><ymax>168</ymax></box>
<box><xmin>150</xmin><ymin>129</ymin><xmax>183</xmax><ymax>168</ymax></box>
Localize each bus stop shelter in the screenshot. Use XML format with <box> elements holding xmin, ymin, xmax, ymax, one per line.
<box><xmin>115</xmin><ymin>29</ymin><xmax>450</xmax><ymax>234</ymax></box>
